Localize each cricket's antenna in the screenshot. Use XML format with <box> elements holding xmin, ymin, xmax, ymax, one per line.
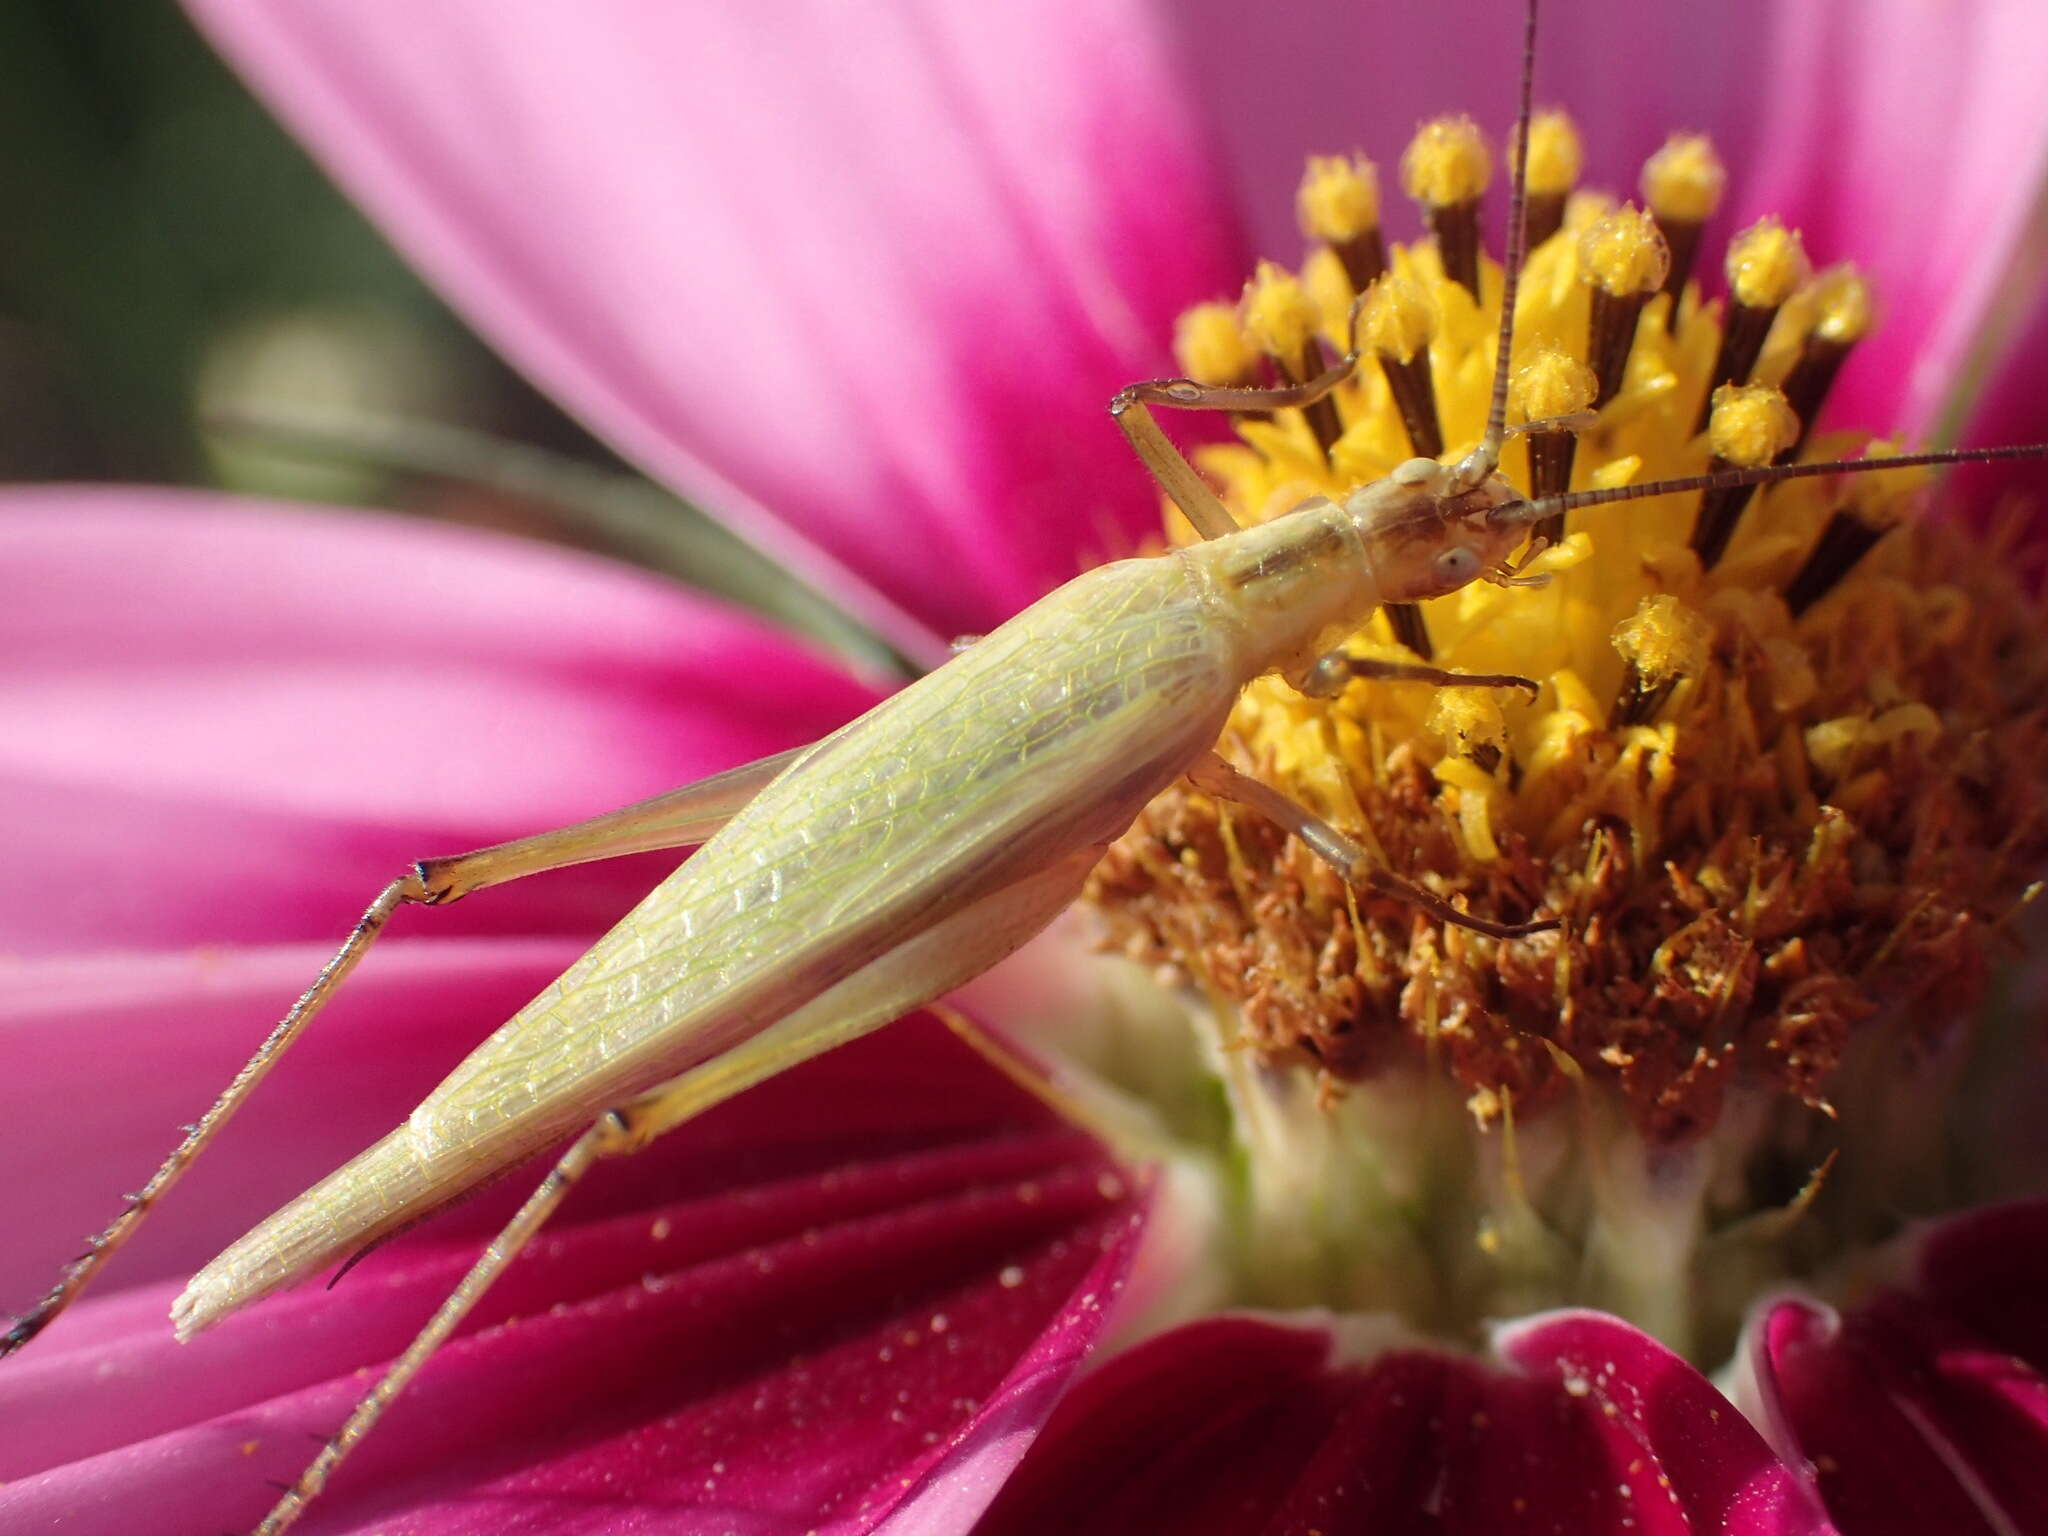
<box><xmin>1490</xmin><ymin>443</ymin><xmax>2048</xmax><ymax>529</ymax></box>
<box><xmin>1454</xmin><ymin>0</ymin><xmax>1538</xmax><ymax>491</ymax></box>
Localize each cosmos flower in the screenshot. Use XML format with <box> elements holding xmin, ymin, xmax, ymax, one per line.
<box><xmin>5</xmin><ymin>2</ymin><xmax>2048</xmax><ymax>1534</ymax></box>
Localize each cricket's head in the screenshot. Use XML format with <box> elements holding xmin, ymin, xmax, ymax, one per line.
<box><xmin>1342</xmin><ymin>458</ymin><xmax>1526</xmax><ymax>602</ymax></box>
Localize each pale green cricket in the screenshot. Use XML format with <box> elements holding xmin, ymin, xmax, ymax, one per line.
<box><xmin>12</xmin><ymin>2</ymin><xmax>2048</xmax><ymax>1529</ymax></box>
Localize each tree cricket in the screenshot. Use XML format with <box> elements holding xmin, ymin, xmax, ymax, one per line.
<box><xmin>9</xmin><ymin>2</ymin><xmax>2048</xmax><ymax>1530</ymax></box>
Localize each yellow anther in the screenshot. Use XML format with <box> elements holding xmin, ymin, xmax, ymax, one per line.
<box><xmin>1512</xmin><ymin>349</ymin><xmax>1597</xmax><ymax>422</ymax></box>
<box><xmin>1239</xmin><ymin>260</ymin><xmax>1320</xmax><ymax>360</ymax></box>
<box><xmin>1707</xmin><ymin>383</ymin><xmax>1799</xmax><ymax>467</ymax></box>
<box><xmin>1356</xmin><ymin>274</ymin><xmax>1435</xmax><ymax>362</ymax></box>
<box><xmin>1401</xmin><ymin>116</ymin><xmax>1491</xmax><ymax>207</ymax></box>
<box><xmin>1297</xmin><ymin>154</ymin><xmax>1381</xmax><ymax>245</ymax></box>
<box><xmin>1428</xmin><ymin>688</ymin><xmax>1509</xmax><ymax>756</ymax></box>
<box><xmin>1613</xmin><ymin>594</ymin><xmax>1711</xmax><ymax>685</ymax></box>
<box><xmin>1562</xmin><ymin>190</ymin><xmax>1617</xmax><ymax>236</ymax></box>
<box><xmin>1808</xmin><ymin>264</ymin><xmax>1875</xmax><ymax>346</ymax></box>
<box><xmin>1640</xmin><ymin>133</ymin><xmax>1727</xmax><ymax>224</ymax></box>
<box><xmin>1843</xmin><ymin>438</ymin><xmax>1929</xmax><ymax>526</ymax></box>
<box><xmin>1512</xmin><ymin>109</ymin><xmax>1583</xmax><ymax>197</ymax></box>
<box><xmin>1174</xmin><ymin>301</ymin><xmax>1259</xmax><ymax>385</ymax></box>
<box><xmin>1577</xmin><ymin>205</ymin><xmax>1671</xmax><ymax>296</ymax></box>
<box><xmin>1726</xmin><ymin>218</ymin><xmax>1812</xmax><ymax>309</ymax></box>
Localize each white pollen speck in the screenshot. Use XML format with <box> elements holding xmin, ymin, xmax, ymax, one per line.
<box><xmin>1097</xmin><ymin>1171</ymin><xmax>1127</xmax><ymax>1201</ymax></box>
<box><xmin>650</xmin><ymin>1216</ymin><xmax>673</xmax><ymax>1241</ymax></box>
<box><xmin>930</xmin><ymin>1312</ymin><xmax>949</xmax><ymax>1333</ymax></box>
<box><xmin>1562</xmin><ymin>1373</ymin><xmax>1591</xmax><ymax>1397</ymax></box>
<box><xmin>999</xmin><ymin>1265</ymin><xmax>1025</xmax><ymax>1288</ymax></box>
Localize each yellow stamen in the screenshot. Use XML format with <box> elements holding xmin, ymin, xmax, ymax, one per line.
<box><xmin>1577</xmin><ymin>205</ymin><xmax>1670</xmax><ymax>297</ymax></box>
<box><xmin>1400</xmin><ymin>115</ymin><xmax>1491</xmax><ymax>207</ymax></box>
<box><xmin>1239</xmin><ymin>259</ymin><xmax>1321</xmax><ymax>364</ymax></box>
<box><xmin>1577</xmin><ymin>206</ymin><xmax>1669</xmax><ymax>407</ymax></box>
<box><xmin>1726</xmin><ymin>218</ymin><xmax>1812</xmax><ymax>310</ymax></box>
<box><xmin>1614</xmin><ymin>595</ymin><xmax>1711</xmax><ymax>686</ymax></box>
<box><xmin>1640</xmin><ymin>133</ymin><xmax>1727</xmax><ymax>224</ymax></box>
<box><xmin>1809</xmin><ymin>264</ymin><xmax>1875</xmax><ymax>346</ymax></box>
<box><xmin>1513</xmin><ymin>349</ymin><xmax>1597</xmax><ymax>423</ymax></box>
<box><xmin>1517</xmin><ymin>109</ymin><xmax>1583</xmax><ymax>197</ymax></box>
<box><xmin>1175</xmin><ymin>301</ymin><xmax>1259</xmax><ymax>386</ymax></box>
<box><xmin>1297</xmin><ymin>154</ymin><xmax>1381</xmax><ymax>245</ymax></box>
<box><xmin>1707</xmin><ymin>383</ymin><xmax>1799</xmax><ymax>468</ymax></box>
<box><xmin>1356</xmin><ymin>275</ymin><xmax>1435</xmax><ymax>364</ymax></box>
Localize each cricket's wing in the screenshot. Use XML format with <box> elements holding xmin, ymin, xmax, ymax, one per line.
<box><xmin>181</xmin><ymin>554</ymin><xmax>1238</xmax><ymax>1321</ymax></box>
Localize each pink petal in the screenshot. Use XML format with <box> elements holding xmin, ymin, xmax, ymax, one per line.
<box><xmin>1952</xmin><ymin>283</ymin><xmax>2048</xmax><ymax>512</ymax></box>
<box><xmin>1</xmin><ymin>489</ymin><xmax>876</xmax><ymax>952</ymax></box>
<box><xmin>1739</xmin><ymin>0</ymin><xmax>2048</xmax><ymax>438</ymax></box>
<box><xmin>1745</xmin><ymin>1202</ymin><xmax>2048</xmax><ymax>1536</ymax></box>
<box><xmin>181</xmin><ymin>0</ymin><xmax>1247</xmax><ymax>659</ymax></box>
<box><xmin>981</xmin><ymin>1310</ymin><xmax>1833</xmax><ymax>1533</ymax></box>
<box><xmin>1</xmin><ymin>942</ymin><xmax>577</xmax><ymax>1306</ymax></box>
<box><xmin>1</xmin><ymin>998</ymin><xmax>1142</xmax><ymax>1535</ymax></box>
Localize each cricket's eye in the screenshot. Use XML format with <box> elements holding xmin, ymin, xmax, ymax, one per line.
<box><xmin>1434</xmin><ymin>545</ymin><xmax>1482</xmax><ymax>584</ymax></box>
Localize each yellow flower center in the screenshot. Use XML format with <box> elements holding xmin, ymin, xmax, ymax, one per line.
<box><xmin>1086</xmin><ymin>113</ymin><xmax>2048</xmax><ymax>1179</ymax></box>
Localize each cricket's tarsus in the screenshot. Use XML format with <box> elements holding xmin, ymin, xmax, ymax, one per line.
<box><xmin>16</xmin><ymin>0</ymin><xmax>2048</xmax><ymax>1530</ymax></box>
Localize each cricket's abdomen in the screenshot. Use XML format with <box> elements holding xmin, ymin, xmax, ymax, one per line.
<box><xmin>177</xmin><ymin>553</ymin><xmax>1243</xmax><ymax>1329</ymax></box>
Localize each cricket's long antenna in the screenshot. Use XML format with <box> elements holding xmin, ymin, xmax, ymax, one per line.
<box><xmin>1456</xmin><ymin>0</ymin><xmax>1538</xmax><ymax>490</ymax></box>
<box><xmin>1489</xmin><ymin>443</ymin><xmax>2048</xmax><ymax>529</ymax></box>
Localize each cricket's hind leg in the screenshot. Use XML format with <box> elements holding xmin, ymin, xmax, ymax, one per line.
<box><xmin>1188</xmin><ymin>752</ymin><xmax>1557</xmax><ymax>941</ymax></box>
<box><xmin>1</xmin><ymin>744</ymin><xmax>805</xmax><ymax>1358</ymax></box>
<box><xmin>247</xmin><ymin>843</ymin><xmax>1104</xmax><ymax>1535</ymax></box>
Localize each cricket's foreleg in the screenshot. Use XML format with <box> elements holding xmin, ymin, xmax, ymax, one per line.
<box><xmin>1188</xmin><ymin>753</ymin><xmax>1557</xmax><ymax>940</ymax></box>
<box><xmin>1109</xmin><ymin>356</ymin><xmax>1358</xmax><ymax>542</ymax></box>
<box><xmin>2</xmin><ymin>745</ymin><xmax>806</xmax><ymax>1358</ymax></box>
<box><xmin>252</xmin><ymin>843</ymin><xmax>1104</xmax><ymax>1535</ymax></box>
<box><xmin>1293</xmin><ymin>652</ymin><xmax>1540</xmax><ymax>702</ymax></box>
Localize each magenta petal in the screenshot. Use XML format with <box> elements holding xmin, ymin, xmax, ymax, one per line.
<box><xmin>1738</xmin><ymin>0</ymin><xmax>2048</xmax><ymax>438</ymax></box>
<box><xmin>974</xmin><ymin>1315</ymin><xmax>1351</xmax><ymax>1534</ymax></box>
<box><xmin>983</xmin><ymin>1310</ymin><xmax>1831</xmax><ymax>1535</ymax></box>
<box><xmin>2</xmin><ymin>489</ymin><xmax>875</xmax><ymax>951</ymax></box>
<box><xmin>1751</xmin><ymin>1300</ymin><xmax>2006</xmax><ymax>1536</ymax></box>
<box><xmin>1494</xmin><ymin>1311</ymin><xmax>1836</xmax><ymax>1536</ymax></box>
<box><xmin>1914</xmin><ymin>1201</ymin><xmax>2048</xmax><ymax>1368</ymax></box>
<box><xmin>0</xmin><ymin>1012</ymin><xmax>1139</xmax><ymax>1535</ymax></box>
<box><xmin>1750</xmin><ymin>1205</ymin><xmax>2048</xmax><ymax>1536</ymax></box>
<box><xmin>181</xmin><ymin>0</ymin><xmax>1247</xmax><ymax>656</ymax></box>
